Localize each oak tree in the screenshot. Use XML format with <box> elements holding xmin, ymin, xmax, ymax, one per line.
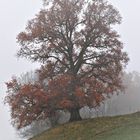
<box><xmin>5</xmin><ymin>0</ymin><xmax>129</xmax><ymax>129</ymax></box>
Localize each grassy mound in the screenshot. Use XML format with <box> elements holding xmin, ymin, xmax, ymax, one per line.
<box><xmin>30</xmin><ymin>112</ymin><xmax>140</xmax><ymax>140</ymax></box>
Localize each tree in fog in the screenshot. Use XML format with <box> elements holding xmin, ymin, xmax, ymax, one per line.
<box><xmin>5</xmin><ymin>0</ymin><xmax>128</xmax><ymax>130</ymax></box>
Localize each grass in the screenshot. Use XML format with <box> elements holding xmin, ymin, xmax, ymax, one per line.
<box><xmin>30</xmin><ymin>112</ymin><xmax>140</xmax><ymax>140</ymax></box>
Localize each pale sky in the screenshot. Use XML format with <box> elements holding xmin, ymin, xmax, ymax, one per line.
<box><xmin>0</xmin><ymin>0</ymin><xmax>140</xmax><ymax>140</ymax></box>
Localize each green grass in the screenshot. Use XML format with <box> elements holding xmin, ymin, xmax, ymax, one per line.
<box><xmin>30</xmin><ymin>112</ymin><xmax>140</xmax><ymax>140</ymax></box>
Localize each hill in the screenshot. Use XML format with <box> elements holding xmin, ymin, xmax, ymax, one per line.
<box><xmin>30</xmin><ymin>112</ymin><xmax>140</xmax><ymax>140</ymax></box>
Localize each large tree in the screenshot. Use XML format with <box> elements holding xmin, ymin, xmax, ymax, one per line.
<box><xmin>5</xmin><ymin>0</ymin><xmax>128</xmax><ymax>129</ymax></box>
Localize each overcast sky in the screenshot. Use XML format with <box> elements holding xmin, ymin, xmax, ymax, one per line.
<box><xmin>0</xmin><ymin>0</ymin><xmax>140</xmax><ymax>140</ymax></box>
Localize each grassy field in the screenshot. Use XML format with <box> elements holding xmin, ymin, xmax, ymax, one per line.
<box><xmin>30</xmin><ymin>112</ymin><xmax>140</xmax><ymax>140</ymax></box>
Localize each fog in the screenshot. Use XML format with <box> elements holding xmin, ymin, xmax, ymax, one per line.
<box><xmin>0</xmin><ymin>0</ymin><xmax>140</xmax><ymax>140</ymax></box>
<box><xmin>0</xmin><ymin>1</ymin><xmax>41</xmax><ymax>140</ymax></box>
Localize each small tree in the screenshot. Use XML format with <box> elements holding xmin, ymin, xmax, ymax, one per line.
<box><xmin>5</xmin><ymin>0</ymin><xmax>128</xmax><ymax>129</ymax></box>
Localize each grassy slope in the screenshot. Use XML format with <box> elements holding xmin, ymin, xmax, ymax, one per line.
<box><xmin>30</xmin><ymin>112</ymin><xmax>140</xmax><ymax>140</ymax></box>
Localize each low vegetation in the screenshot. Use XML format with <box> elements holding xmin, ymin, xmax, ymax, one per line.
<box><xmin>30</xmin><ymin>112</ymin><xmax>140</xmax><ymax>140</ymax></box>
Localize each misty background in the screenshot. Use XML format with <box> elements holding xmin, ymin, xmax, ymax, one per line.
<box><xmin>0</xmin><ymin>0</ymin><xmax>140</xmax><ymax>140</ymax></box>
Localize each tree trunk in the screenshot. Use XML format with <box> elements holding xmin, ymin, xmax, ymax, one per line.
<box><xmin>69</xmin><ymin>109</ymin><xmax>82</xmax><ymax>122</ymax></box>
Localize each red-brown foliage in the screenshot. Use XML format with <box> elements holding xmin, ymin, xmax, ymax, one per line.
<box><xmin>5</xmin><ymin>0</ymin><xmax>129</xmax><ymax>129</ymax></box>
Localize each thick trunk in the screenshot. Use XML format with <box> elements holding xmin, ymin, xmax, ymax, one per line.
<box><xmin>69</xmin><ymin>109</ymin><xmax>82</xmax><ymax>122</ymax></box>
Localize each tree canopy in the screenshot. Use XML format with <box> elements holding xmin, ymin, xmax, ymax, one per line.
<box><xmin>5</xmin><ymin>0</ymin><xmax>129</xmax><ymax>129</ymax></box>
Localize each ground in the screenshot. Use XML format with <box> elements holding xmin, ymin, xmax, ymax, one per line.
<box><xmin>30</xmin><ymin>112</ymin><xmax>140</xmax><ymax>140</ymax></box>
